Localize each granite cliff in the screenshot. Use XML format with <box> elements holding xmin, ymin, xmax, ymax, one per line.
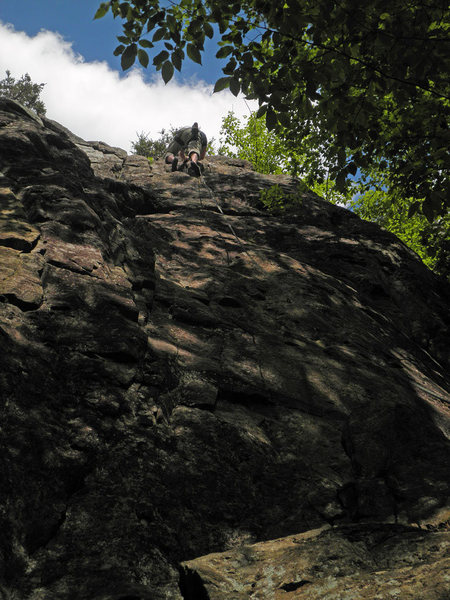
<box><xmin>0</xmin><ymin>98</ymin><xmax>449</xmax><ymax>599</ymax></box>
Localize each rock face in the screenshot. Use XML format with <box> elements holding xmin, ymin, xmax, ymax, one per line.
<box><xmin>0</xmin><ymin>98</ymin><xmax>449</xmax><ymax>600</ymax></box>
<box><xmin>180</xmin><ymin>524</ymin><xmax>450</xmax><ymax>599</ymax></box>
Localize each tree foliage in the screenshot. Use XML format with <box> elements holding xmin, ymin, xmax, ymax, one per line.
<box><xmin>259</xmin><ymin>184</ymin><xmax>303</xmax><ymax>213</ymax></box>
<box><xmin>131</xmin><ymin>126</ymin><xmax>216</xmax><ymax>158</ymax></box>
<box><xmin>351</xmin><ymin>191</ymin><xmax>450</xmax><ymax>279</ymax></box>
<box><xmin>131</xmin><ymin>128</ymin><xmax>172</xmax><ymax>157</ymax></box>
<box><xmin>95</xmin><ymin>0</ymin><xmax>449</xmax><ymax>221</ymax></box>
<box><xmin>220</xmin><ymin>109</ymin><xmax>349</xmax><ymax>203</ymax></box>
<box><xmin>219</xmin><ymin>110</ymin><xmax>296</xmax><ymax>174</ymax></box>
<box><xmin>0</xmin><ymin>70</ymin><xmax>46</xmax><ymax>115</ymax></box>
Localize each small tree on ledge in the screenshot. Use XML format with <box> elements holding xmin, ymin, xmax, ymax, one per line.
<box><xmin>0</xmin><ymin>70</ymin><xmax>46</xmax><ymax>116</ymax></box>
<box><xmin>131</xmin><ymin>129</ymin><xmax>173</xmax><ymax>159</ymax></box>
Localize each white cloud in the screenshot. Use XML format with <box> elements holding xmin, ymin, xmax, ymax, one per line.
<box><xmin>0</xmin><ymin>22</ymin><xmax>256</xmax><ymax>152</ymax></box>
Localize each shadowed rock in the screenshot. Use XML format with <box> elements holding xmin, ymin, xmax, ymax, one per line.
<box><xmin>0</xmin><ymin>99</ymin><xmax>449</xmax><ymax>599</ymax></box>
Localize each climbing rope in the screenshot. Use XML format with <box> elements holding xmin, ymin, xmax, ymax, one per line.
<box><xmin>197</xmin><ymin>170</ymin><xmax>259</xmax><ymax>267</ymax></box>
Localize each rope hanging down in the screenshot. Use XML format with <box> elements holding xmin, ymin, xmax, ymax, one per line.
<box><xmin>197</xmin><ymin>172</ymin><xmax>259</xmax><ymax>266</ymax></box>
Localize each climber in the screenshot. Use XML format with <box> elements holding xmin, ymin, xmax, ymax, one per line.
<box><xmin>164</xmin><ymin>122</ymin><xmax>207</xmax><ymax>177</ymax></box>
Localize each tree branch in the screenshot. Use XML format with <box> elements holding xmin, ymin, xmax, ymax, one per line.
<box><xmin>254</xmin><ymin>24</ymin><xmax>450</xmax><ymax>101</ymax></box>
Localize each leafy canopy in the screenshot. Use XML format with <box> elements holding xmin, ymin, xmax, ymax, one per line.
<box><xmin>219</xmin><ymin>109</ymin><xmax>350</xmax><ymax>204</ymax></box>
<box><xmin>0</xmin><ymin>70</ymin><xmax>46</xmax><ymax>116</ymax></box>
<box><xmin>95</xmin><ymin>0</ymin><xmax>449</xmax><ymax>220</ymax></box>
<box><xmin>219</xmin><ymin>110</ymin><xmax>297</xmax><ymax>175</ymax></box>
<box><xmin>351</xmin><ymin>190</ymin><xmax>450</xmax><ymax>279</ymax></box>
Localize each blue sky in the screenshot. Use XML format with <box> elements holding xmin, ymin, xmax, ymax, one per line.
<box><xmin>0</xmin><ymin>0</ymin><xmax>253</xmax><ymax>150</ymax></box>
<box><xmin>1</xmin><ymin>1</ymin><xmax>125</xmax><ymax>69</ymax></box>
<box><xmin>0</xmin><ymin>0</ymin><xmax>223</xmax><ymax>83</ymax></box>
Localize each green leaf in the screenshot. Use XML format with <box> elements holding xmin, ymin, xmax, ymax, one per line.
<box><xmin>94</xmin><ymin>2</ymin><xmax>110</xmax><ymax>20</ymax></box>
<box><xmin>187</xmin><ymin>44</ymin><xmax>202</xmax><ymax>64</ymax></box>
<box><xmin>229</xmin><ymin>77</ymin><xmax>240</xmax><ymax>96</ymax></box>
<box><xmin>172</xmin><ymin>49</ymin><xmax>183</xmax><ymax>71</ymax></box>
<box><xmin>138</xmin><ymin>49</ymin><xmax>149</xmax><ymax>68</ymax></box>
<box><xmin>256</xmin><ymin>104</ymin><xmax>268</xmax><ymax>119</ymax></box>
<box><xmin>216</xmin><ymin>46</ymin><xmax>233</xmax><ymax>59</ymax></box>
<box><xmin>113</xmin><ymin>44</ymin><xmax>125</xmax><ymax>57</ymax></box>
<box><xmin>188</xmin><ymin>19</ymin><xmax>203</xmax><ymax>34</ymax></box>
<box><xmin>270</xmin><ymin>90</ymin><xmax>285</xmax><ymax>111</ymax></box>
<box><xmin>223</xmin><ymin>58</ymin><xmax>237</xmax><ymax>75</ymax></box>
<box><xmin>204</xmin><ymin>23</ymin><xmax>214</xmax><ymax>39</ymax></box>
<box><xmin>358</xmin><ymin>155</ymin><xmax>369</xmax><ymax>169</ymax></box>
<box><xmin>347</xmin><ymin>161</ymin><xmax>357</xmax><ymax>176</ymax></box>
<box><xmin>152</xmin><ymin>28</ymin><xmax>166</xmax><ymax>42</ymax></box>
<box><xmin>166</xmin><ymin>14</ymin><xmax>177</xmax><ymax>33</ymax></box>
<box><xmin>147</xmin><ymin>10</ymin><xmax>165</xmax><ymax>32</ymax></box>
<box><xmin>266</xmin><ymin>108</ymin><xmax>278</xmax><ymax>131</ymax></box>
<box><xmin>171</xmin><ymin>30</ymin><xmax>181</xmax><ymax>45</ymax></box>
<box><xmin>117</xmin><ymin>35</ymin><xmax>130</xmax><ymax>44</ymax></box>
<box><xmin>408</xmin><ymin>201</ymin><xmax>421</xmax><ymax>218</ymax></box>
<box><xmin>218</xmin><ymin>20</ymin><xmax>228</xmax><ymax>34</ymax></box>
<box><xmin>162</xmin><ymin>60</ymin><xmax>174</xmax><ymax>84</ymax></box>
<box><xmin>213</xmin><ymin>77</ymin><xmax>231</xmax><ymax>93</ymax></box>
<box><xmin>278</xmin><ymin>111</ymin><xmax>291</xmax><ymax>128</ymax></box>
<box><xmin>242</xmin><ymin>52</ymin><xmax>253</xmax><ymax>68</ymax></box>
<box><xmin>139</xmin><ymin>39</ymin><xmax>153</xmax><ymax>48</ymax></box>
<box><xmin>118</xmin><ymin>2</ymin><xmax>130</xmax><ymax>19</ymax></box>
<box><xmin>121</xmin><ymin>43</ymin><xmax>137</xmax><ymax>70</ymax></box>
<box><xmin>153</xmin><ymin>50</ymin><xmax>170</xmax><ymax>66</ymax></box>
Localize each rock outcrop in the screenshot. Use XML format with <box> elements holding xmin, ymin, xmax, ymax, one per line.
<box><xmin>0</xmin><ymin>98</ymin><xmax>449</xmax><ymax>600</ymax></box>
<box><xmin>180</xmin><ymin>523</ymin><xmax>450</xmax><ymax>599</ymax></box>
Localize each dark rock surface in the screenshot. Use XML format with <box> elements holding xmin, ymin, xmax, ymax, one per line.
<box><xmin>0</xmin><ymin>98</ymin><xmax>449</xmax><ymax>599</ymax></box>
